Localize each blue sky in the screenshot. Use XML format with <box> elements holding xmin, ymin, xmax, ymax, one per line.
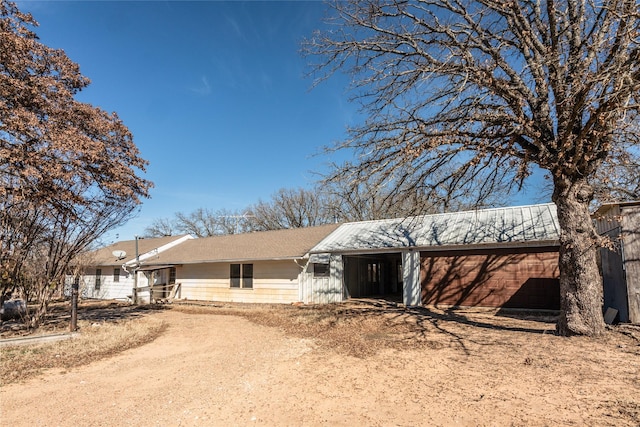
<box><xmin>19</xmin><ymin>1</ymin><xmax>548</xmax><ymax>243</ymax></box>
<box><xmin>21</xmin><ymin>0</ymin><xmax>359</xmax><ymax>242</ymax></box>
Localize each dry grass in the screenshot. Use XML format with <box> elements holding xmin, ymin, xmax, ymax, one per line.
<box><xmin>3</xmin><ymin>299</ymin><xmax>638</xmax><ymax>388</ymax></box>
<box><xmin>173</xmin><ymin>301</ymin><xmax>402</xmax><ymax>353</ymax></box>
<box><xmin>169</xmin><ymin>299</ymin><xmax>562</xmax><ymax>357</ymax></box>
<box><xmin>1</xmin><ymin>316</ymin><xmax>167</xmax><ymax>386</ymax></box>
<box><xmin>2</xmin><ymin>300</ymin><xmax>639</xmax><ymax>426</ymax></box>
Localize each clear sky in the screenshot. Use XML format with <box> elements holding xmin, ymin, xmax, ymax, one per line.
<box><xmin>18</xmin><ymin>1</ymin><xmax>548</xmax><ymax>244</ymax></box>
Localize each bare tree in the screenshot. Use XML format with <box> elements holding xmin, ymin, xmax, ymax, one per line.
<box><xmin>247</xmin><ymin>187</ymin><xmax>335</xmax><ymax>230</ymax></box>
<box><xmin>325</xmin><ymin>169</ymin><xmax>511</xmax><ymax>222</ymax></box>
<box><xmin>1</xmin><ymin>1</ymin><xmax>152</xmax><ymax>326</ymax></box>
<box><xmin>592</xmin><ymin>135</ymin><xmax>640</xmax><ymax>204</ymax></box>
<box><xmin>323</xmin><ymin>178</ymin><xmax>424</xmax><ymax>221</ymax></box>
<box><xmin>144</xmin><ymin>208</ymin><xmax>251</xmax><ymax>238</ymax></box>
<box><xmin>144</xmin><ymin>217</ymin><xmax>178</xmax><ymax>238</ymax></box>
<box><xmin>305</xmin><ymin>0</ymin><xmax>639</xmax><ymax>335</ymax></box>
<box><xmin>209</xmin><ymin>208</ymin><xmax>252</xmax><ymax>235</ymax></box>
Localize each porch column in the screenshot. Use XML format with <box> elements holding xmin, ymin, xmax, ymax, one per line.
<box><xmin>402</xmin><ymin>249</ymin><xmax>421</xmax><ymax>306</ymax></box>
<box><xmin>329</xmin><ymin>254</ymin><xmax>344</xmax><ymax>303</ymax></box>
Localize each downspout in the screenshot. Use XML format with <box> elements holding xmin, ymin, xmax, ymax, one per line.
<box><xmin>293</xmin><ymin>258</ymin><xmax>307</xmax><ymax>270</ymax></box>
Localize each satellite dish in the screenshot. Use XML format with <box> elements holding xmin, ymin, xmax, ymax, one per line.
<box><xmin>112</xmin><ymin>250</ymin><xmax>127</xmax><ymax>260</ymax></box>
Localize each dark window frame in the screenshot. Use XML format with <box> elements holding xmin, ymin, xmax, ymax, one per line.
<box><xmin>230</xmin><ymin>263</ymin><xmax>253</xmax><ymax>289</ymax></box>
<box><xmin>314</xmin><ymin>263</ymin><xmax>330</xmax><ymax>277</ymax></box>
<box><xmin>113</xmin><ymin>268</ymin><xmax>120</xmax><ymax>283</ymax></box>
<box><xmin>95</xmin><ymin>268</ymin><xmax>102</xmax><ymax>290</ymax></box>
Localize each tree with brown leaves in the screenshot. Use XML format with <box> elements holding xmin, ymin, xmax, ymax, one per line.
<box><xmin>0</xmin><ymin>1</ymin><xmax>152</xmax><ymax>325</ymax></box>
<box><xmin>305</xmin><ymin>0</ymin><xmax>639</xmax><ymax>336</ymax></box>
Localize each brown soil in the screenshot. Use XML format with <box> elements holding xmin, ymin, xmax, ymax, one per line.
<box><xmin>1</xmin><ymin>300</ymin><xmax>639</xmax><ymax>426</ymax></box>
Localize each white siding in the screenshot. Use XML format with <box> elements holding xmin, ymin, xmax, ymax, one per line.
<box><xmin>300</xmin><ymin>255</ymin><xmax>345</xmax><ymax>304</ymax></box>
<box><xmin>327</xmin><ymin>254</ymin><xmax>345</xmax><ymax>303</ymax></box>
<box><xmin>75</xmin><ymin>267</ymin><xmax>134</xmax><ymax>300</ymax></box>
<box><xmin>299</xmin><ymin>262</ymin><xmax>313</xmax><ymax>304</ymax></box>
<box><xmin>176</xmin><ymin>260</ymin><xmax>301</xmax><ymax>304</ymax></box>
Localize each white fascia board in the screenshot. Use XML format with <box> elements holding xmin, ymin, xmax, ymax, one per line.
<box><xmin>309</xmin><ymin>239</ymin><xmax>559</xmax><ymax>256</ymax></box>
<box><xmin>123</xmin><ymin>234</ymin><xmax>195</xmax><ymax>267</ymax></box>
<box><xmin>171</xmin><ymin>256</ymin><xmax>304</xmax><ymax>265</ymax></box>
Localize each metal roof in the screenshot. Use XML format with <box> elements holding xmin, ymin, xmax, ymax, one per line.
<box><xmin>310</xmin><ymin>203</ymin><xmax>560</xmax><ymax>253</ymax></box>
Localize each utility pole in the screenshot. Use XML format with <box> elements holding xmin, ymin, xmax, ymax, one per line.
<box><xmin>132</xmin><ymin>235</ymin><xmax>143</xmax><ymax>304</ymax></box>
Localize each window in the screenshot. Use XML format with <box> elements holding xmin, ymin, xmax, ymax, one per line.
<box><xmin>95</xmin><ymin>269</ymin><xmax>102</xmax><ymax>290</ymax></box>
<box><xmin>230</xmin><ymin>264</ymin><xmax>241</xmax><ymax>288</ymax></box>
<box><xmin>169</xmin><ymin>267</ymin><xmax>176</xmax><ymax>285</ymax></box>
<box><xmin>242</xmin><ymin>264</ymin><xmax>253</xmax><ymax>289</ymax></box>
<box><xmin>113</xmin><ymin>268</ymin><xmax>120</xmax><ymax>283</ymax></box>
<box><xmin>314</xmin><ymin>263</ymin><xmax>330</xmax><ymax>277</ymax></box>
<box><xmin>230</xmin><ymin>263</ymin><xmax>253</xmax><ymax>288</ymax></box>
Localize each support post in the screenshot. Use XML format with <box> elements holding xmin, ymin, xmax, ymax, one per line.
<box><xmin>402</xmin><ymin>249</ymin><xmax>421</xmax><ymax>307</ymax></box>
<box><xmin>132</xmin><ymin>235</ymin><xmax>142</xmax><ymax>305</ymax></box>
<box><xmin>70</xmin><ymin>278</ymin><xmax>78</xmax><ymax>331</ymax></box>
<box><xmin>329</xmin><ymin>254</ymin><xmax>344</xmax><ymax>303</ymax></box>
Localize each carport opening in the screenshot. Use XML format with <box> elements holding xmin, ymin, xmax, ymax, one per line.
<box><xmin>343</xmin><ymin>254</ymin><xmax>403</xmax><ymax>302</ymax></box>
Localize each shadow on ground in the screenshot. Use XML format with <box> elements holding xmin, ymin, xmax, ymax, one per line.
<box><xmin>0</xmin><ymin>300</ymin><xmax>170</xmax><ymax>338</ymax></box>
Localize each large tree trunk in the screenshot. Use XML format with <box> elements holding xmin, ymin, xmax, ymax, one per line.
<box><xmin>552</xmin><ymin>177</ymin><xmax>606</xmax><ymax>336</ymax></box>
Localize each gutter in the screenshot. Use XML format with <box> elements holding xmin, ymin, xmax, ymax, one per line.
<box><xmin>309</xmin><ymin>240</ymin><xmax>560</xmax><ymax>256</ymax></box>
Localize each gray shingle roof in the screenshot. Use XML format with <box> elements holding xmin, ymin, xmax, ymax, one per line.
<box><xmin>311</xmin><ymin>203</ymin><xmax>559</xmax><ymax>253</ymax></box>
<box><xmin>85</xmin><ymin>235</ymin><xmax>192</xmax><ymax>266</ymax></box>
<box><xmin>143</xmin><ymin>224</ymin><xmax>340</xmax><ymax>265</ymax></box>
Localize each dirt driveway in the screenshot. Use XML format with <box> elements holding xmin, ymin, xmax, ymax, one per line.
<box><xmin>1</xmin><ymin>302</ymin><xmax>639</xmax><ymax>426</ymax></box>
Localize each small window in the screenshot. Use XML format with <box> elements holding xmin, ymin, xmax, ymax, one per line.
<box><xmin>95</xmin><ymin>268</ymin><xmax>102</xmax><ymax>290</ymax></box>
<box><xmin>113</xmin><ymin>268</ymin><xmax>120</xmax><ymax>283</ymax></box>
<box><xmin>314</xmin><ymin>263</ymin><xmax>330</xmax><ymax>277</ymax></box>
<box><xmin>230</xmin><ymin>263</ymin><xmax>253</xmax><ymax>288</ymax></box>
<box><xmin>169</xmin><ymin>267</ymin><xmax>176</xmax><ymax>285</ymax></box>
<box><xmin>242</xmin><ymin>263</ymin><xmax>253</xmax><ymax>289</ymax></box>
<box><xmin>230</xmin><ymin>264</ymin><xmax>241</xmax><ymax>288</ymax></box>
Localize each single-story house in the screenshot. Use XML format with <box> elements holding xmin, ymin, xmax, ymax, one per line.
<box><xmin>72</xmin><ymin>203</ymin><xmax>566</xmax><ymax>312</ymax></box>
<box><xmin>68</xmin><ymin>234</ymin><xmax>193</xmax><ymax>300</ymax></box>
<box><xmin>69</xmin><ymin>202</ymin><xmax>637</xmax><ymax>319</ymax></box>
<box><xmin>594</xmin><ymin>201</ymin><xmax>640</xmax><ymax>323</ymax></box>
<box><xmin>309</xmin><ymin>203</ymin><xmax>561</xmax><ymax>310</ymax></box>
<box><xmin>135</xmin><ymin>224</ymin><xmax>340</xmax><ymax>304</ymax></box>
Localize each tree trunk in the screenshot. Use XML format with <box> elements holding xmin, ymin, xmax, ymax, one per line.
<box><xmin>552</xmin><ymin>177</ymin><xmax>606</xmax><ymax>336</ymax></box>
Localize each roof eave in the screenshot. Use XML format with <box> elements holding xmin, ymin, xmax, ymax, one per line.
<box><xmin>310</xmin><ymin>239</ymin><xmax>560</xmax><ymax>255</ymax></box>
<box><xmin>144</xmin><ymin>255</ymin><xmax>308</xmax><ymax>266</ymax></box>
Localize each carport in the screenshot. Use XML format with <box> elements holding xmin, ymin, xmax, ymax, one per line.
<box><xmin>342</xmin><ymin>253</ymin><xmax>403</xmax><ymax>299</ymax></box>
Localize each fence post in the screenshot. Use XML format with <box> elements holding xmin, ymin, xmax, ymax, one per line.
<box><xmin>70</xmin><ymin>280</ymin><xmax>78</xmax><ymax>331</ymax></box>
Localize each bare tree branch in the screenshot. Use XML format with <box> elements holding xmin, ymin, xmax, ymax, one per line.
<box><xmin>304</xmin><ymin>0</ymin><xmax>639</xmax><ymax>336</ymax></box>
